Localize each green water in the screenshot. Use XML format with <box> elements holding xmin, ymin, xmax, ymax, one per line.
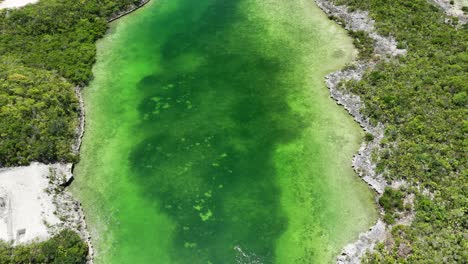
<box><xmin>72</xmin><ymin>0</ymin><xmax>376</xmax><ymax>263</ymax></box>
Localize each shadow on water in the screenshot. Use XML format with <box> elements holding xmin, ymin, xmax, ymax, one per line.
<box><xmin>127</xmin><ymin>0</ymin><xmax>310</xmax><ymax>262</ymax></box>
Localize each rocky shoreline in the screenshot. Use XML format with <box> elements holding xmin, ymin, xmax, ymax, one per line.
<box><xmin>67</xmin><ymin>1</ymin><xmax>153</xmax><ymax>262</ymax></box>
<box><xmin>315</xmin><ymin>0</ymin><xmax>468</xmax><ymax>264</ymax></box>
<box><xmin>108</xmin><ymin>0</ymin><xmax>150</xmax><ymax>23</ymax></box>
<box><xmin>314</xmin><ymin>0</ymin><xmax>408</xmax><ymax>263</ymax></box>
<box><xmin>45</xmin><ymin>164</ymin><xmax>94</xmax><ymax>262</ymax></box>
<box><xmin>29</xmin><ymin>1</ymin><xmax>156</xmax><ymax>262</ymax></box>
<box><xmin>68</xmin><ymin>87</ymin><xmax>92</xmax><ymax>263</ymax></box>
<box><xmin>73</xmin><ymin>87</ymin><xmax>86</xmax><ymax>155</ymax></box>
<box><xmin>315</xmin><ymin>1</ymin><xmax>467</xmax><ymax>262</ymax></box>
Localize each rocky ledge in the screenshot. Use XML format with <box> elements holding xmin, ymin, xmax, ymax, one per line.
<box><xmin>46</xmin><ymin>164</ymin><xmax>94</xmax><ymax>264</ymax></box>
<box><xmin>66</xmin><ymin>1</ymin><xmax>154</xmax><ymax>261</ymax></box>
<box><xmin>314</xmin><ymin>0</ymin><xmax>410</xmax><ymax>263</ymax></box>
<box><xmin>108</xmin><ymin>0</ymin><xmax>151</xmax><ymax>22</ymax></box>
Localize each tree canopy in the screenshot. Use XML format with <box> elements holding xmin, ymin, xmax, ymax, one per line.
<box><xmin>0</xmin><ymin>230</ymin><xmax>88</xmax><ymax>264</ymax></box>
<box><xmin>0</xmin><ymin>0</ymin><xmax>142</xmax><ymax>166</ymax></box>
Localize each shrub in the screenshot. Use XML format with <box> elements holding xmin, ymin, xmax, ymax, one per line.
<box><xmin>0</xmin><ymin>230</ymin><xmax>88</xmax><ymax>264</ymax></box>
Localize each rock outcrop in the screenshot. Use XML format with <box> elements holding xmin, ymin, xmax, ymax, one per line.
<box><xmin>314</xmin><ymin>0</ymin><xmax>409</xmax><ymax>262</ymax></box>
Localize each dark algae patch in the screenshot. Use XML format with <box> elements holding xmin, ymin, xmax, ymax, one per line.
<box><xmin>73</xmin><ymin>0</ymin><xmax>376</xmax><ymax>263</ymax></box>
<box><xmin>130</xmin><ymin>3</ymin><xmax>299</xmax><ymax>260</ymax></box>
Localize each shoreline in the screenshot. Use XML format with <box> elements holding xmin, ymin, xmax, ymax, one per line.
<box><xmin>314</xmin><ymin>0</ymin><xmax>406</xmax><ymax>263</ymax></box>
<box><xmin>72</xmin><ymin>85</ymin><xmax>94</xmax><ymax>262</ymax></box>
<box><xmin>0</xmin><ymin>163</ymin><xmax>91</xmax><ymax>254</ymax></box>
<box><xmin>107</xmin><ymin>0</ymin><xmax>150</xmax><ymax>23</ymax></box>
<box><xmin>317</xmin><ymin>1</ymin><xmax>466</xmax><ymax>262</ymax></box>
<box><xmin>315</xmin><ymin>0</ymin><xmax>466</xmax><ymax>262</ymax></box>
<box><xmin>0</xmin><ymin>1</ymin><xmax>152</xmax><ymax>263</ymax></box>
<box><xmin>71</xmin><ymin>1</ymin><xmax>152</xmax><ymax>262</ymax></box>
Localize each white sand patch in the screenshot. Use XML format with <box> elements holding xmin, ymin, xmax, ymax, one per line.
<box><xmin>0</xmin><ymin>163</ymin><xmax>72</xmax><ymax>244</ymax></box>
<box><xmin>431</xmin><ymin>0</ymin><xmax>468</xmax><ymax>23</ymax></box>
<box><xmin>0</xmin><ymin>0</ymin><xmax>38</xmax><ymax>9</ymax></box>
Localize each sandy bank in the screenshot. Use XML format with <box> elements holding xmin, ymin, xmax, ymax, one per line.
<box><xmin>0</xmin><ymin>163</ymin><xmax>60</xmax><ymax>244</ymax></box>
<box><xmin>0</xmin><ymin>0</ymin><xmax>38</xmax><ymax>9</ymax></box>
<box><xmin>0</xmin><ymin>163</ymin><xmax>88</xmax><ymax>244</ymax></box>
<box><xmin>0</xmin><ymin>162</ymin><xmax>93</xmax><ymax>261</ymax></box>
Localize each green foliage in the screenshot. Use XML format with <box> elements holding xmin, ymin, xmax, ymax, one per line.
<box><xmin>0</xmin><ymin>0</ymin><xmax>142</xmax><ymax>85</ymax></box>
<box><xmin>0</xmin><ymin>62</ymin><xmax>78</xmax><ymax>166</ymax></box>
<box><xmin>328</xmin><ymin>15</ymin><xmax>346</xmax><ymax>27</ymax></box>
<box><xmin>364</xmin><ymin>132</ymin><xmax>375</xmax><ymax>142</ymax></box>
<box><xmin>0</xmin><ymin>0</ymin><xmax>142</xmax><ymax>166</ymax></box>
<box><xmin>379</xmin><ymin>187</ymin><xmax>404</xmax><ymax>212</ymax></box>
<box><xmin>0</xmin><ymin>230</ymin><xmax>88</xmax><ymax>264</ymax></box>
<box><xmin>334</xmin><ymin>0</ymin><xmax>468</xmax><ymax>262</ymax></box>
<box><xmin>382</xmin><ymin>212</ymin><xmax>395</xmax><ymax>225</ymax></box>
<box><xmin>349</xmin><ymin>30</ymin><xmax>375</xmax><ymax>59</ymax></box>
<box><xmin>379</xmin><ymin>187</ymin><xmax>404</xmax><ymax>224</ymax></box>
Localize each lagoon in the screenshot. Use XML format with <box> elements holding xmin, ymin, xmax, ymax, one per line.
<box><xmin>73</xmin><ymin>0</ymin><xmax>376</xmax><ymax>263</ymax></box>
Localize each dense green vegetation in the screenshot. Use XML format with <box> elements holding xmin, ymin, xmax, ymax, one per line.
<box><xmin>0</xmin><ymin>230</ymin><xmax>88</xmax><ymax>264</ymax></box>
<box><xmin>0</xmin><ymin>0</ymin><xmax>142</xmax><ymax>85</ymax></box>
<box><xmin>0</xmin><ymin>62</ymin><xmax>78</xmax><ymax>166</ymax></box>
<box><xmin>378</xmin><ymin>187</ymin><xmax>404</xmax><ymax>225</ymax></box>
<box><xmin>348</xmin><ymin>30</ymin><xmax>374</xmax><ymax>60</ymax></box>
<box><xmin>334</xmin><ymin>0</ymin><xmax>467</xmax><ymax>262</ymax></box>
<box><xmin>0</xmin><ymin>0</ymin><xmax>142</xmax><ymax>166</ymax></box>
